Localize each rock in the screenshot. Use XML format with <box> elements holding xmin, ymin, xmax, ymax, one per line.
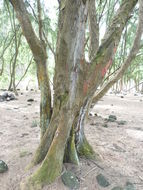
<box><xmin>6</xmin><ymin>97</ymin><xmax>10</xmax><ymax>101</ymax></box>
<box><xmin>61</xmin><ymin>171</ymin><xmax>80</xmax><ymax>189</ymax></box>
<box><xmin>9</xmin><ymin>93</ymin><xmax>16</xmax><ymax>100</ymax></box>
<box><xmin>2</xmin><ymin>92</ymin><xmax>8</xmax><ymax>98</ymax></box>
<box><xmin>124</xmin><ymin>182</ymin><xmax>135</xmax><ymax>190</ymax></box>
<box><xmin>0</xmin><ymin>92</ymin><xmax>16</xmax><ymax>102</ymax></box>
<box><xmin>0</xmin><ymin>160</ymin><xmax>8</xmax><ymax>173</ymax></box>
<box><xmin>121</xmin><ymin>96</ymin><xmax>124</xmax><ymax>98</ymax></box>
<box><xmin>107</xmin><ymin>118</ymin><xmax>116</xmax><ymax>122</ymax></box>
<box><xmin>103</xmin><ymin>123</ymin><xmax>108</xmax><ymax>128</ymax></box>
<box><xmin>96</xmin><ymin>174</ymin><xmax>110</xmax><ymax>187</ymax></box>
<box><xmin>27</xmin><ymin>98</ymin><xmax>34</xmax><ymax>102</ymax></box>
<box><xmin>107</xmin><ymin>115</ymin><xmax>117</xmax><ymax>122</ymax></box>
<box><xmin>117</xmin><ymin>120</ymin><xmax>126</xmax><ymax>125</ymax></box>
<box><xmin>111</xmin><ymin>187</ymin><xmax>123</xmax><ymax>190</ymax></box>
<box><xmin>109</xmin><ymin>115</ymin><xmax>117</xmax><ymax>120</ymax></box>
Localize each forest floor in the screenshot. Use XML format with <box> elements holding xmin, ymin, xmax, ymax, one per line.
<box><xmin>0</xmin><ymin>90</ymin><xmax>143</xmax><ymax>190</ymax></box>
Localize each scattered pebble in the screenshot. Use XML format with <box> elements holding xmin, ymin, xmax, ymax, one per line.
<box><xmin>27</xmin><ymin>98</ymin><xmax>34</xmax><ymax>102</ymax></box>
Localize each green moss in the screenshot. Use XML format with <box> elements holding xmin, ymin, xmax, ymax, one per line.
<box><xmin>77</xmin><ymin>136</ymin><xmax>95</xmax><ymax>159</ymax></box>
<box><xmin>22</xmin><ymin>157</ymin><xmax>63</xmax><ymax>189</ymax></box>
<box><xmin>64</xmin><ymin>127</ymin><xmax>79</xmax><ymax>165</ymax></box>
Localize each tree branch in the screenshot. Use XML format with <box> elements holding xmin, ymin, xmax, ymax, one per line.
<box><xmin>9</xmin><ymin>0</ymin><xmax>46</xmax><ymax>61</ymax></box>
<box><xmin>93</xmin><ymin>0</ymin><xmax>143</xmax><ymax>103</ymax></box>
<box><xmin>86</xmin><ymin>0</ymin><xmax>138</xmax><ymax>93</ymax></box>
<box><xmin>16</xmin><ymin>56</ymin><xmax>33</xmax><ymax>88</ymax></box>
<box><xmin>88</xmin><ymin>0</ymin><xmax>99</xmax><ymax>60</ymax></box>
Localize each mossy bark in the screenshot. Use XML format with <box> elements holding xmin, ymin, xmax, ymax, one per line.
<box><xmin>11</xmin><ymin>0</ymin><xmax>140</xmax><ymax>189</ymax></box>
<box><xmin>77</xmin><ymin>133</ymin><xmax>95</xmax><ymax>159</ymax></box>
<box><xmin>37</xmin><ymin>61</ymin><xmax>52</xmax><ymax>138</ymax></box>
<box><xmin>64</xmin><ymin>126</ymin><xmax>79</xmax><ymax>165</ymax></box>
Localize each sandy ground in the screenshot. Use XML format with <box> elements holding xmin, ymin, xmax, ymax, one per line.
<box><xmin>0</xmin><ymin>91</ymin><xmax>143</xmax><ymax>190</ymax></box>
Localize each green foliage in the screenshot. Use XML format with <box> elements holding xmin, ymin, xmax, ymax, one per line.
<box><xmin>0</xmin><ymin>0</ymin><xmax>142</xmax><ymax>92</ymax></box>
<box><xmin>0</xmin><ymin>0</ymin><xmax>57</xmax><ymax>89</ymax></box>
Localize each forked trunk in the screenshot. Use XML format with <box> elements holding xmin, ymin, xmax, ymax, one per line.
<box><xmin>10</xmin><ymin>0</ymin><xmax>142</xmax><ymax>189</ymax></box>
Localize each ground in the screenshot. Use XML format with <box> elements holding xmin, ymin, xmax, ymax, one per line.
<box><xmin>0</xmin><ymin>90</ymin><xmax>143</xmax><ymax>190</ymax></box>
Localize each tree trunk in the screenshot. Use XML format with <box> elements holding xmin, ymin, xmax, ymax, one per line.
<box><xmin>10</xmin><ymin>0</ymin><xmax>142</xmax><ymax>189</ymax></box>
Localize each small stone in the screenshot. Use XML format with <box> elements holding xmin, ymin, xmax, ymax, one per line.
<box><xmin>117</xmin><ymin>120</ymin><xmax>126</xmax><ymax>125</ymax></box>
<box><xmin>124</xmin><ymin>182</ymin><xmax>135</xmax><ymax>190</ymax></box>
<box><xmin>0</xmin><ymin>160</ymin><xmax>8</xmax><ymax>173</ymax></box>
<box><xmin>96</xmin><ymin>174</ymin><xmax>110</xmax><ymax>187</ymax></box>
<box><xmin>111</xmin><ymin>186</ymin><xmax>123</xmax><ymax>190</ymax></box>
<box><xmin>61</xmin><ymin>171</ymin><xmax>80</xmax><ymax>189</ymax></box>
<box><xmin>6</xmin><ymin>97</ymin><xmax>10</xmax><ymax>101</ymax></box>
<box><xmin>107</xmin><ymin>118</ymin><xmax>116</xmax><ymax>122</ymax></box>
<box><xmin>121</xmin><ymin>96</ymin><xmax>124</xmax><ymax>98</ymax></box>
<box><xmin>27</xmin><ymin>98</ymin><xmax>34</xmax><ymax>102</ymax></box>
<box><xmin>109</xmin><ymin>115</ymin><xmax>117</xmax><ymax>120</ymax></box>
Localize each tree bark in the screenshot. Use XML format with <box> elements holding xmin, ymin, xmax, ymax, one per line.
<box><xmin>10</xmin><ymin>0</ymin><xmax>142</xmax><ymax>189</ymax></box>
<box><xmin>10</xmin><ymin>0</ymin><xmax>52</xmax><ymax>138</ymax></box>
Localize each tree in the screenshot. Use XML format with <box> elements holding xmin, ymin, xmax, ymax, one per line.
<box><xmin>9</xmin><ymin>0</ymin><xmax>143</xmax><ymax>189</ymax></box>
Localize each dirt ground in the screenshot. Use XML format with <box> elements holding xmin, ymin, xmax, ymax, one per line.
<box><xmin>0</xmin><ymin>91</ymin><xmax>143</xmax><ymax>190</ymax></box>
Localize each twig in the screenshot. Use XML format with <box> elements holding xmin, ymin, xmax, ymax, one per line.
<box><xmin>90</xmin><ymin>160</ymin><xmax>104</xmax><ymax>170</ymax></box>
<box><xmin>82</xmin><ymin>166</ymin><xmax>97</xmax><ymax>179</ymax></box>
